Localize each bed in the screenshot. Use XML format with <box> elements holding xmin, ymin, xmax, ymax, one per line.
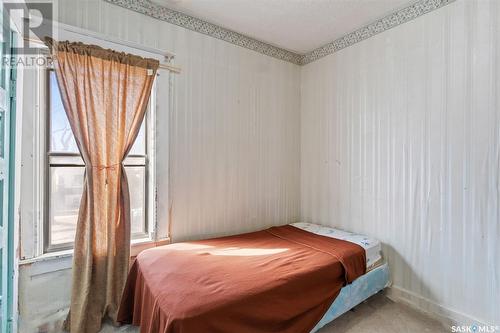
<box><xmin>118</xmin><ymin>223</ymin><xmax>389</xmax><ymax>333</ymax></box>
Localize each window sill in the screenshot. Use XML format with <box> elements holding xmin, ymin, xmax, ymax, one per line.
<box><xmin>19</xmin><ymin>249</ymin><xmax>74</xmax><ymax>265</ymax></box>
<box><xmin>131</xmin><ymin>237</ymin><xmax>171</xmax><ymax>257</ymax></box>
<box><xmin>19</xmin><ymin>237</ymin><xmax>171</xmax><ymax>266</ymax></box>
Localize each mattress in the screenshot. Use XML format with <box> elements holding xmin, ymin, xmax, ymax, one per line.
<box><xmin>311</xmin><ymin>263</ymin><xmax>391</xmax><ymax>333</ymax></box>
<box><xmin>291</xmin><ymin>222</ymin><xmax>382</xmax><ymax>271</ymax></box>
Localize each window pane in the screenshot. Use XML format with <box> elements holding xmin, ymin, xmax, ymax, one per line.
<box><xmin>126</xmin><ymin>166</ymin><xmax>146</xmax><ymax>235</ymax></box>
<box><xmin>49</xmin><ymin>167</ymin><xmax>84</xmax><ymax>245</ymax></box>
<box><xmin>49</xmin><ymin>71</ymin><xmax>79</xmax><ymax>153</ymax></box>
<box><xmin>128</xmin><ymin>120</ymin><xmax>146</xmax><ymax>156</ymax></box>
<box><xmin>50</xmin><ymin>71</ymin><xmax>146</xmax><ymax>156</ymax></box>
<box><xmin>48</xmin><ymin>166</ymin><xmax>147</xmax><ymax>248</ymax></box>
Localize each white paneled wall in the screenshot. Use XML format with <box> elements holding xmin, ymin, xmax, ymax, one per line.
<box><xmin>170</xmin><ymin>59</ymin><xmax>300</xmax><ymax>241</ymax></box>
<box><xmin>57</xmin><ymin>0</ymin><xmax>301</xmax><ymax>241</ymax></box>
<box><xmin>301</xmin><ymin>0</ymin><xmax>499</xmax><ymax>326</ymax></box>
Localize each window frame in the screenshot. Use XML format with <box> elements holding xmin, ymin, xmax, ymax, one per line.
<box><xmin>41</xmin><ymin>65</ymin><xmax>156</xmax><ymax>254</ymax></box>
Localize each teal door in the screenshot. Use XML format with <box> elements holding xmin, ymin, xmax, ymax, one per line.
<box><xmin>0</xmin><ymin>14</ymin><xmax>16</xmax><ymax>333</ymax></box>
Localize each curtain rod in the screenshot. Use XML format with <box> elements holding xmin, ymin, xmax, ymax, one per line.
<box><xmin>23</xmin><ymin>37</ymin><xmax>181</xmax><ymax>74</ymax></box>
<box><xmin>19</xmin><ymin>16</ymin><xmax>180</xmax><ymax>73</ymax></box>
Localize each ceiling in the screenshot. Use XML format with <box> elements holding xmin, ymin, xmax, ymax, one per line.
<box><xmin>152</xmin><ymin>0</ymin><xmax>417</xmax><ymax>54</ymax></box>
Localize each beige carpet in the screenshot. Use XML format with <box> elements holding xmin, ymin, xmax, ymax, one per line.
<box><xmin>101</xmin><ymin>293</ymin><xmax>448</xmax><ymax>333</ymax></box>
<box><xmin>317</xmin><ymin>293</ymin><xmax>448</xmax><ymax>333</ymax></box>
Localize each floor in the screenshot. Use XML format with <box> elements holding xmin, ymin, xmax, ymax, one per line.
<box><xmin>101</xmin><ymin>293</ymin><xmax>448</xmax><ymax>333</ymax></box>
<box><xmin>317</xmin><ymin>293</ymin><xmax>448</xmax><ymax>333</ymax></box>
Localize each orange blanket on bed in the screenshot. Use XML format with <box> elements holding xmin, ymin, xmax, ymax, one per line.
<box><xmin>117</xmin><ymin>225</ymin><xmax>366</xmax><ymax>333</ymax></box>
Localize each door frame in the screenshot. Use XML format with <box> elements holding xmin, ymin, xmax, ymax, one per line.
<box><xmin>0</xmin><ymin>29</ymin><xmax>16</xmax><ymax>332</ymax></box>
<box><xmin>0</xmin><ymin>16</ymin><xmax>18</xmax><ymax>333</ymax></box>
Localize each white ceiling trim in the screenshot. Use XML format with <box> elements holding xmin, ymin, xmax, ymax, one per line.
<box><xmin>104</xmin><ymin>0</ymin><xmax>456</xmax><ymax>66</ymax></box>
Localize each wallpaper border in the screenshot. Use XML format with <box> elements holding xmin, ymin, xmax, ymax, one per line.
<box><xmin>102</xmin><ymin>0</ymin><xmax>303</xmax><ymax>65</ymax></box>
<box><xmin>104</xmin><ymin>0</ymin><xmax>456</xmax><ymax>66</ymax></box>
<box><xmin>300</xmin><ymin>0</ymin><xmax>456</xmax><ymax>65</ymax></box>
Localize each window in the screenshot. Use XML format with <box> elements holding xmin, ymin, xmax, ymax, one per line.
<box><xmin>44</xmin><ymin>69</ymin><xmax>152</xmax><ymax>252</ymax></box>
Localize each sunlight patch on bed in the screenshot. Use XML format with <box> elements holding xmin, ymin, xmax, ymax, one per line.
<box><xmin>207</xmin><ymin>247</ymin><xmax>289</xmax><ymax>256</ymax></box>
<box><xmin>167</xmin><ymin>243</ymin><xmax>215</xmax><ymax>251</ymax></box>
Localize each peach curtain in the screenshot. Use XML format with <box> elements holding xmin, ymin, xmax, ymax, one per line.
<box><xmin>45</xmin><ymin>38</ymin><xmax>159</xmax><ymax>333</ymax></box>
